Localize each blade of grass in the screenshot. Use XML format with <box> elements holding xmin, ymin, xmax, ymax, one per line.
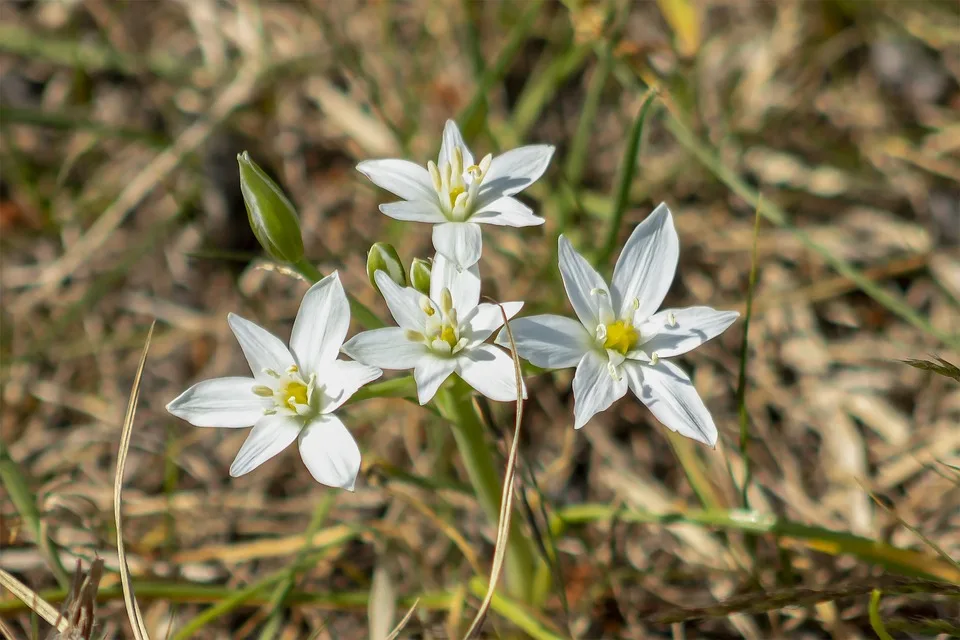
<box><xmin>736</xmin><ymin>201</ymin><xmax>762</xmax><ymax>508</ymax></box>
<box><xmin>597</xmin><ymin>87</ymin><xmax>659</xmax><ymax>264</ymax></box>
<box><xmin>0</xmin><ymin>568</ymin><xmax>69</xmax><ymax>634</ymax></box>
<box><xmin>0</xmin><ymin>448</ymin><xmax>70</xmax><ymax>589</ymax></box>
<box><xmin>114</xmin><ymin>322</ymin><xmax>155</xmax><ymax>640</ymax></box>
<box><xmin>869</xmin><ymin>589</ymin><xmax>895</xmax><ymax>640</ymax></box>
<box><xmin>466</xmin><ymin>578</ymin><xmax>565</xmax><ymax>640</ymax></box>
<box><xmin>644</xmin><ymin>576</ymin><xmax>958</xmax><ymax>624</ymax></box>
<box><xmin>384</xmin><ymin>597</ymin><xmax>419</xmax><ymax>640</ymax></box>
<box><xmin>555</xmin><ymin>504</ymin><xmax>960</xmax><ymax>583</ymax></box>
<box><xmin>463</xmin><ymin>304</ymin><xmax>529</xmax><ymax>638</ymax></box>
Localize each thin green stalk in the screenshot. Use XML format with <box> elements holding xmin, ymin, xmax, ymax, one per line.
<box><xmin>291</xmin><ymin>258</ymin><xmax>384</xmax><ymax>329</ymax></box>
<box><xmin>736</xmin><ymin>204</ymin><xmax>762</xmax><ymax>508</ymax></box>
<box><xmin>435</xmin><ymin>381</ymin><xmax>537</xmax><ymax>602</ymax></box>
<box><xmin>467</xmin><ymin>577</ymin><xmax>565</xmax><ymax>640</ymax></box>
<box><xmin>258</xmin><ymin>491</ymin><xmax>337</xmax><ymax>640</ymax></box>
<box><xmin>598</xmin><ymin>88</ymin><xmax>659</xmax><ymax>265</ymax></box>
<box><xmin>869</xmin><ymin>590</ymin><xmax>895</xmax><ymax>640</ymax></box>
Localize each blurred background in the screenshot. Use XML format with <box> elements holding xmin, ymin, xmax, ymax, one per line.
<box><xmin>1</xmin><ymin>0</ymin><xmax>959</xmax><ymax>638</ymax></box>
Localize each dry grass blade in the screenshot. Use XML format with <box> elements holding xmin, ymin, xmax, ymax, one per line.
<box><xmin>0</xmin><ymin>567</ymin><xmax>69</xmax><ymax>634</ymax></box>
<box><xmin>113</xmin><ymin>321</ymin><xmax>156</xmax><ymax>640</ymax></box>
<box><xmin>900</xmin><ymin>356</ymin><xmax>960</xmax><ymax>382</ymax></box>
<box><xmin>463</xmin><ymin>304</ymin><xmax>526</xmax><ymax>639</ymax></box>
<box><xmin>383</xmin><ymin>597</ymin><xmax>419</xmax><ymax>640</ymax></box>
<box><xmin>44</xmin><ymin>558</ymin><xmax>104</xmax><ymax>640</ymax></box>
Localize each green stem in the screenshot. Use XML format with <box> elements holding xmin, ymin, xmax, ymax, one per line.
<box><xmin>435</xmin><ymin>380</ymin><xmax>537</xmax><ymax>602</ymax></box>
<box><xmin>291</xmin><ymin>258</ymin><xmax>383</xmax><ymax>329</ymax></box>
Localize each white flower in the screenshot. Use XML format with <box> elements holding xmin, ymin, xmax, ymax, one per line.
<box><xmin>495</xmin><ymin>204</ymin><xmax>738</xmax><ymax>445</ymax></box>
<box><xmin>356</xmin><ymin>119</ymin><xmax>554</xmax><ymax>268</ymax></box>
<box><xmin>342</xmin><ymin>253</ymin><xmax>525</xmax><ymax>404</ymax></box>
<box><xmin>166</xmin><ymin>273</ymin><xmax>381</xmax><ymax>490</ymax></box>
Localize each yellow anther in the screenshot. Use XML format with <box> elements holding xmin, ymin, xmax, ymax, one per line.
<box><xmin>405</xmin><ymin>329</ymin><xmax>425</xmax><ymax>342</ymax></box>
<box><xmin>650</xmin><ymin>352</ymin><xmax>660</xmax><ymax>365</ymax></box>
<box><xmin>602</xmin><ymin>320</ymin><xmax>639</xmax><ymax>356</ymax></box>
<box><xmin>667</xmin><ymin>312</ymin><xmax>677</xmax><ymax>327</ymax></box>
<box><xmin>632</xmin><ymin>297</ymin><xmax>640</xmax><ymax>311</ymax></box>
<box><xmin>252</xmin><ymin>385</ymin><xmax>274</xmax><ymax>397</ymax></box>
<box><xmin>419</xmin><ymin>296</ymin><xmax>435</xmax><ymax>316</ymax></box>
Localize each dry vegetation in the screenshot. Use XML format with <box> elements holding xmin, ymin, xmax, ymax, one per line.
<box><xmin>2</xmin><ymin>0</ymin><xmax>960</xmax><ymax>638</ymax></box>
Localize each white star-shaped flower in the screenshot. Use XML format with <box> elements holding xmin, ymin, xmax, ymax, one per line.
<box><xmin>357</xmin><ymin>120</ymin><xmax>554</xmax><ymax>268</ymax></box>
<box><xmin>496</xmin><ymin>204</ymin><xmax>739</xmax><ymax>445</ymax></box>
<box><xmin>342</xmin><ymin>253</ymin><xmax>525</xmax><ymax>404</ymax></box>
<box><xmin>166</xmin><ymin>273</ymin><xmax>381</xmax><ymax>490</ymax></box>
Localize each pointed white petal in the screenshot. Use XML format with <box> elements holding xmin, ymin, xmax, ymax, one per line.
<box><xmin>298</xmin><ymin>414</ymin><xmax>362</xmax><ymax>490</ymax></box>
<box><xmin>319</xmin><ymin>360</ymin><xmax>382</xmax><ymax>413</ymax></box>
<box><xmin>229</xmin><ymin>415</ymin><xmax>301</xmax><ymax>477</ymax></box>
<box><xmin>380</xmin><ymin>200</ymin><xmax>446</xmax><ymax>223</ymax></box>
<box><xmin>430</xmin><ymin>250</ymin><xmax>481</xmax><ymax>311</ymax></box>
<box><xmin>457</xmin><ymin>344</ymin><xmax>526</xmax><ymax>402</ymax></box>
<box><xmin>166</xmin><ymin>377</ymin><xmax>266</xmax><ymax>427</ymax></box>
<box><xmin>471</xmin><ymin>196</ymin><xmax>544</xmax><ymax>227</ymax></box>
<box><xmin>640</xmin><ymin>307</ymin><xmax>739</xmax><ymax>358</ymax></box>
<box><xmin>228</xmin><ymin>313</ymin><xmax>296</xmax><ymax>379</ymax></box>
<box><xmin>477</xmin><ymin>145</ymin><xmax>554</xmax><ymax>203</ymax></box>
<box><xmin>495</xmin><ymin>314</ymin><xmax>590</xmax><ymax>369</ymax></box>
<box><xmin>432</xmin><ymin>222</ymin><xmax>482</xmax><ymax>269</ymax></box>
<box><xmin>375</xmin><ymin>271</ymin><xmax>426</xmax><ymax>330</ymax></box>
<box><xmin>357</xmin><ymin>159</ymin><xmax>438</xmax><ymax>204</ymax></box>
<box><xmin>463</xmin><ymin>301</ymin><xmax>523</xmax><ymax>344</ymax></box>
<box><xmin>572</xmin><ymin>350</ymin><xmax>627</xmax><ymax>429</ymax></box>
<box><xmin>290</xmin><ymin>272</ymin><xmax>350</xmax><ymax>376</ymax></box>
<box><xmin>342</xmin><ymin>327</ymin><xmax>427</xmax><ymax>369</ymax></box>
<box><xmin>625</xmin><ymin>360</ymin><xmax>718</xmax><ymax>446</ymax></box>
<box><xmin>438</xmin><ymin>119</ymin><xmax>475</xmax><ymax>169</ymax></box>
<box><xmin>611</xmin><ymin>203</ymin><xmax>679</xmax><ymax>318</ymax></box>
<box><xmin>413</xmin><ymin>355</ymin><xmax>457</xmax><ymax>404</ymax></box>
<box><xmin>558</xmin><ymin>235</ymin><xmax>608</xmax><ymax>331</ymax></box>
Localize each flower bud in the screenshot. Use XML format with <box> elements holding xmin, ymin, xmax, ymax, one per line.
<box><xmin>366</xmin><ymin>242</ymin><xmax>407</xmax><ymax>292</ymax></box>
<box><xmin>409</xmin><ymin>257</ymin><xmax>432</xmax><ymax>295</ymax></box>
<box><xmin>237</xmin><ymin>151</ymin><xmax>304</xmax><ymax>263</ymax></box>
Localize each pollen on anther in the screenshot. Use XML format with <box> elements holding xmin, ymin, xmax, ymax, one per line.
<box><xmin>667</xmin><ymin>312</ymin><xmax>677</xmax><ymax>327</ymax></box>
<box><xmin>650</xmin><ymin>352</ymin><xmax>660</xmax><ymax>365</ymax></box>
<box><xmin>252</xmin><ymin>385</ymin><xmax>274</xmax><ymax>397</ymax></box>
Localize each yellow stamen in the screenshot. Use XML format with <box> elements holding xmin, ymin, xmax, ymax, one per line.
<box><xmin>603</xmin><ymin>320</ymin><xmax>638</xmax><ymax>355</ymax></box>
<box><xmin>439</xmin><ymin>324</ymin><xmax>458</xmax><ymax>348</ymax></box>
<box><xmin>448</xmin><ymin>185</ymin><xmax>466</xmax><ymax>209</ymax></box>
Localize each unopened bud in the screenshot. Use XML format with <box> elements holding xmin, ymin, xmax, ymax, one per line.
<box><xmin>409</xmin><ymin>257</ymin><xmax>432</xmax><ymax>294</ymax></box>
<box><xmin>237</xmin><ymin>151</ymin><xmax>304</xmax><ymax>263</ymax></box>
<box><xmin>366</xmin><ymin>242</ymin><xmax>406</xmax><ymax>293</ymax></box>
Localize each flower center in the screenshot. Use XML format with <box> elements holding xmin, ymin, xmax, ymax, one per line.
<box><xmin>253</xmin><ymin>365</ymin><xmax>318</xmax><ymax>418</ymax></box>
<box><xmin>407</xmin><ymin>288</ymin><xmax>470</xmax><ymax>357</ymax></box>
<box><xmin>427</xmin><ymin>149</ymin><xmax>493</xmax><ymax>222</ymax></box>
<box><xmin>602</xmin><ymin>320</ymin><xmax>638</xmax><ymax>355</ymax></box>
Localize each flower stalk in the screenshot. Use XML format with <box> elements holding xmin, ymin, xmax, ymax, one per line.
<box><xmin>435</xmin><ymin>379</ymin><xmax>537</xmax><ymax>603</ymax></box>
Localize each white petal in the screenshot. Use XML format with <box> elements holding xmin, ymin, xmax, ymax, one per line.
<box><xmin>625</xmin><ymin>360</ymin><xmax>718</xmax><ymax>446</ymax></box>
<box><xmin>611</xmin><ymin>203</ymin><xmax>679</xmax><ymax>318</ymax></box>
<box><xmin>357</xmin><ymin>159</ymin><xmax>438</xmax><ymax>204</ymax></box>
<box><xmin>290</xmin><ymin>272</ymin><xmax>350</xmax><ymax>376</ymax></box>
<box><xmin>229</xmin><ymin>415</ymin><xmax>301</xmax><ymax>477</ymax></box>
<box><xmin>375</xmin><ymin>271</ymin><xmax>426</xmax><ymax>330</ymax></box>
<box><xmin>640</xmin><ymin>307</ymin><xmax>740</xmax><ymax>358</ymax></box>
<box><xmin>432</xmin><ymin>222</ymin><xmax>482</xmax><ymax>269</ymax></box>
<box><xmin>298</xmin><ymin>414</ymin><xmax>362</xmax><ymax>490</ymax></box>
<box><xmin>495</xmin><ymin>314</ymin><xmax>590</xmax><ymax>369</ymax></box>
<box><xmin>342</xmin><ymin>327</ymin><xmax>427</xmax><ymax>369</ymax></box>
<box><xmin>438</xmin><ymin>119</ymin><xmax>475</xmax><ymax>169</ymax></box>
<box><xmin>477</xmin><ymin>145</ymin><xmax>554</xmax><ymax>203</ymax></box>
<box><xmin>457</xmin><ymin>344</ymin><xmax>526</xmax><ymax>402</ymax></box>
<box><xmin>413</xmin><ymin>355</ymin><xmax>457</xmax><ymax>404</ymax></box>
<box><xmin>471</xmin><ymin>196</ymin><xmax>544</xmax><ymax>227</ymax></box>
<box><xmin>463</xmin><ymin>301</ymin><xmax>523</xmax><ymax>344</ymax></box>
<box><xmin>228</xmin><ymin>313</ymin><xmax>295</xmax><ymax>379</ymax></box>
<box><xmin>558</xmin><ymin>235</ymin><xmax>608</xmax><ymax>331</ymax></box>
<box><xmin>572</xmin><ymin>350</ymin><xmax>628</xmax><ymax>429</ymax></box>
<box><xmin>319</xmin><ymin>360</ymin><xmax>382</xmax><ymax>413</ymax></box>
<box><xmin>380</xmin><ymin>200</ymin><xmax>446</xmax><ymax>223</ymax></box>
<box><xmin>166</xmin><ymin>377</ymin><xmax>266</xmax><ymax>428</ymax></box>
<box><xmin>430</xmin><ymin>250</ymin><xmax>481</xmax><ymax>312</ymax></box>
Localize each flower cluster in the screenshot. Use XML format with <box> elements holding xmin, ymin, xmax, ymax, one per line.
<box><xmin>167</xmin><ymin>120</ymin><xmax>738</xmax><ymax>490</ymax></box>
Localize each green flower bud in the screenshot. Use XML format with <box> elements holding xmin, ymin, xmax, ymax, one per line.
<box><xmin>237</xmin><ymin>151</ymin><xmax>304</xmax><ymax>263</ymax></box>
<box><xmin>409</xmin><ymin>257</ymin><xmax>432</xmax><ymax>294</ymax></box>
<box><xmin>366</xmin><ymin>242</ymin><xmax>407</xmax><ymax>292</ymax></box>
